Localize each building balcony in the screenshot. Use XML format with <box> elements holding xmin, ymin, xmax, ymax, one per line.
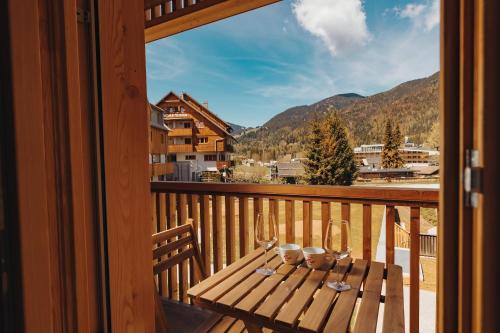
<box><xmin>150</xmin><ymin>162</ymin><xmax>176</xmax><ymax>177</ymax></box>
<box><xmin>168</xmin><ymin>144</ymin><xmax>193</xmax><ymax>153</ymax></box>
<box><xmin>150</xmin><ymin>181</ymin><xmax>439</xmax><ymax>332</ymax></box>
<box><xmin>168</xmin><ymin>128</ymin><xmax>193</xmax><ymax>136</ymax></box>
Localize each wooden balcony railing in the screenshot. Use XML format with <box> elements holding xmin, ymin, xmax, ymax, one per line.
<box><xmin>168</xmin><ymin>144</ymin><xmax>193</xmax><ymax>153</ymax></box>
<box><xmin>167</xmin><ymin>128</ymin><xmax>193</xmax><ymax>136</ymax></box>
<box><xmin>150</xmin><ymin>182</ymin><xmax>439</xmax><ymax>333</ymax></box>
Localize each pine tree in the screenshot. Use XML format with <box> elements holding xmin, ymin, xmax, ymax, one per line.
<box><xmin>392</xmin><ymin>124</ymin><xmax>404</xmax><ymax>168</ymax></box>
<box><xmin>382</xmin><ymin>120</ymin><xmax>393</xmax><ymax>169</ymax></box>
<box><xmin>382</xmin><ymin>120</ymin><xmax>404</xmax><ymax>168</ymax></box>
<box><xmin>304</xmin><ymin>118</ymin><xmax>324</xmax><ymax>185</ymax></box>
<box><xmin>320</xmin><ymin>113</ymin><xmax>358</xmax><ymax>185</ymax></box>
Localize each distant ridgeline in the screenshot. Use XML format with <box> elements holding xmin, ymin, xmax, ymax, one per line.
<box><xmin>235</xmin><ymin>72</ymin><xmax>439</xmax><ymax>160</ymax></box>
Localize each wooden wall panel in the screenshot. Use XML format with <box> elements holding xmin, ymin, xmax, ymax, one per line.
<box><xmin>98</xmin><ymin>0</ymin><xmax>154</xmax><ymax>330</ymax></box>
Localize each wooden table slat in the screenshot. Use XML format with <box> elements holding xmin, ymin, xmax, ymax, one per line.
<box><xmin>210</xmin><ymin>316</ymin><xmax>238</xmax><ymax>333</ymax></box>
<box><xmin>352</xmin><ymin>261</ymin><xmax>385</xmax><ymax>333</ymax></box>
<box><xmin>274</xmin><ymin>268</ymin><xmax>330</xmax><ymax>327</ymax></box>
<box><xmin>188</xmin><ymin>248</ymin><xmax>264</xmax><ymax>298</ymax></box>
<box><xmin>227</xmin><ymin>320</ymin><xmax>246</xmax><ymax>333</ymax></box>
<box><xmin>298</xmin><ymin>258</ymin><xmax>352</xmax><ymax>333</ymax></box>
<box><xmin>322</xmin><ymin>259</ymin><xmax>369</xmax><ymax>333</ymax></box>
<box><xmin>217</xmin><ymin>256</ymin><xmax>284</xmax><ymax>307</ymax></box>
<box><xmin>382</xmin><ymin>264</ymin><xmax>405</xmax><ymax>333</ymax></box>
<box><xmin>254</xmin><ymin>266</ymin><xmax>311</xmax><ymax>319</ymax></box>
<box><xmin>235</xmin><ymin>263</ymin><xmax>298</xmax><ymax>313</ymax></box>
<box><xmin>201</xmin><ymin>252</ymin><xmax>279</xmax><ymax>302</ymax></box>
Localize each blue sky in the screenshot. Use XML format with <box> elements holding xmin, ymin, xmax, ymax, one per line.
<box><xmin>146</xmin><ymin>0</ymin><xmax>439</xmax><ymax>127</ymax></box>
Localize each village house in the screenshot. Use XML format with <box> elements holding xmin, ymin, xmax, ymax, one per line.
<box><xmin>148</xmin><ymin>103</ymin><xmax>173</xmax><ymax>180</ymax></box>
<box><xmin>155</xmin><ymin>92</ymin><xmax>236</xmax><ymax>181</ymax></box>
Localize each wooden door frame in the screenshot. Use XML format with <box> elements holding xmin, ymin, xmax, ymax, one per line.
<box><xmin>5</xmin><ymin>0</ymin><xmax>498</xmax><ymax>331</ymax></box>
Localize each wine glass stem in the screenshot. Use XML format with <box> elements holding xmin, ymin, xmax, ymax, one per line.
<box><xmin>336</xmin><ymin>257</ymin><xmax>340</xmax><ymax>284</ymax></box>
<box><xmin>264</xmin><ymin>248</ymin><xmax>268</xmax><ymax>269</ymax></box>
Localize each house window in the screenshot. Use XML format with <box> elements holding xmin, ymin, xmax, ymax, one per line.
<box><xmin>184</xmin><ymin>138</ymin><xmax>192</xmax><ymax>144</ymax></box>
<box><xmin>204</xmin><ymin>154</ymin><xmax>217</xmax><ymax>161</ymax></box>
<box><xmin>167</xmin><ymin>154</ymin><xmax>177</xmax><ymax>162</ymax></box>
<box><xmin>219</xmin><ymin>153</ymin><xmax>225</xmax><ymax>161</ymax></box>
<box><xmin>185</xmin><ymin>155</ymin><xmax>196</xmax><ymax>160</ymax></box>
<box><xmin>152</xmin><ymin>154</ymin><xmax>161</xmax><ymax>164</ymax></box>
<box><xmin>198</xmin><ymin>137</ymin><xmax>208</xmax><ymax>144</ymax></box>
<box><xmin>184</xmin><ymin>122</ymin><xmax>191</xmax><ymax>128</ymax></box>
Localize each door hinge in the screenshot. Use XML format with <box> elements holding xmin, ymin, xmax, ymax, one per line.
<box><xmin>77</xmin><ymin>8</ymin><xmax>90</xmax><ymax>23</ymax></box>
<box><xmin>464</xmin><ymin>149</ymin><xmax>482</xmax><ymax>208</ymax></box>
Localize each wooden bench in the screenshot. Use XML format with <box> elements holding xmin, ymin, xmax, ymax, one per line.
<box><xmin>153</xmin><ymin>223</ymin><xmax>246</xmax><ymax>333</ymax></box>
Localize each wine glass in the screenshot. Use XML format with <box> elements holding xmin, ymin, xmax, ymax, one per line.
<box><xmin>324</xmin><ymin>219</ymin><xmax>352</xmax><ymax>291</ymax></box>
<box><xmin>255</xmin><ymin>213</ymin><xmax>278</xmax><ymax>276</ymax></box>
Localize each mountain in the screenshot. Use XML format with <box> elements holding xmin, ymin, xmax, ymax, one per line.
<box><xmin>236</xmin><ymin>72</ymin><xmax>439</xmax><ymax>160</ymax></box>
<box><xmin>228</xmin><ymin>122</ymin><xmax>246</xmax><ymax>135</ymax></box>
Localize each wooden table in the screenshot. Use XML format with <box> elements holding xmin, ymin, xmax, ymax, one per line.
<box><xmin>188</xmin><ymin>248</ymin><xmax>405</xmax><ymax>333</ymax></box>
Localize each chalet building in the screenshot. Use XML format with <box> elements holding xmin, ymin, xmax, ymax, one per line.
<box><xmin>156</xmin><ymin>91</ymin><xmax>236</xmax><ymax>181</ymax></box>
<box><xmin>149</xmin><ymin>103</ymin><xmax>173</xmax><ymax>180</ymax></box>
<box><xmin>354</xmin><ymin>143</ymin><xmax>439</xmax><ymax>168</ymax></box>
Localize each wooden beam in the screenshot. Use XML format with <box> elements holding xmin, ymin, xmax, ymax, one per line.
<box><xmin>145</xmin><ymin>0</ymin><xmax>282</xmax><ymax>43</ymax></box>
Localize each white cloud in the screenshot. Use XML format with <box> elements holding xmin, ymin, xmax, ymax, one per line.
<box><xmin>292</xmin><ymin>0</ymin><xmax>371</xmax><ymax>56</ymax></box>
<box><xmin>397</xmin><ymin>0</ymin><xmax>439</xmax><ymax>31</ymax></box>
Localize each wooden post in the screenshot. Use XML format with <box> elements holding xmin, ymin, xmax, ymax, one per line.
<box><xmin>200</xmin><ymin>195</ymin><xmax>211</xmax><ymax>274</ymax></box>
<box><xmin>239</xmin><ymin>197</ymin><xmax>249</xmax><ymax>257</ymax></box>
<box><xmin>178</xmin><ymin>194</ymin><xmax>188</xmax><ymax>302</ymax></box>
<box><xmin>341</xmin><ymin>203</ymin><xmax>350</xmax><ymax>251</ymax></box>
<box><xmin>212</xmin><ymin>195</ymin><xmax>223</xmax><ymax>272</ymax></box>
<box><xmin>253</xmin><ymin>197</ymin><xmax>263</xmax><ymax>248</ymax></box>
<box><xmin>167</xmin><ymin>194</ymin><xmax>178</xmax><ymax>300</ymax></box>
<box><xmin>410</xmin><ymin>206</ymin><xmax>420</xmax><ymax>333</ymax></box>
<box><xmin>225</xmin><ymin>196</ymin><xmax>236</xmax><ymax>264</ymax></box>
<box><xmin>363</xmin><ymin>204</ymin><xmax>372</xmax><ymax>261</ymax></box>
<box><xmin>386</xmin><ymin>205</ymin><xmax>395</xmax><ymax>265</ymax></box>
<box><xmin>303</xmin><ymin>201</ymin><xmax>312</xmax><ymax>247</ymax></box>
<box><xmin>321</xmin><ymin>202</ymin><xmax>331</xmax><ymax>248</ymax></box>
<box><xmin>285</xmin><ymin>200</ymin><xmax>295</xmax><ymax>244</ymax></box>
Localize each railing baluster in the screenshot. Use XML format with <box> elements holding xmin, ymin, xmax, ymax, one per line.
<box><xmin>189</xmin><ymin>194</ymin><xmax>199</xmax><ymax>234</ymax></box>
<box><xmin>239</xmin><ymin>197</ymin><xmax>249</xmax><ymax>257</ymax></box>
<box><xmin>410</xmin><ymin>206</ymin><xmax>420</xmax><ymax>333</ymax></box>
<box><xmin>269</xmin><ymin>198</ymin><xmax>279</xmax><ymax>239</ymax></box>
<box><xmin>253</xmin><ymin>197</ymin><xmax>263</xmax><ymax>249</ymax></box>
<box><xmin>212</xmin><ymin>195</ymin><xmax>223</xmax><ymax>272</ymax></box>
<box><xmin>321</xmin><ymin>202</ymin><xmax>331</xmax><ymax>247</ymax></box>
<box><xmin>303</xmin><ymin>201</ymin><xmax>312</xmax><ymax>247</ymax></box>
<box><xmin>178</xmin><ymin>194</ymin><xmax>188</xmax><ymax>302</ymax></box>
<box><xmin>152</xmin><ymin>193</ymin><xmax>159</xmax><ymax>289</ymax></box>
<box><xmin>341</xmin><ymin>202</ymin><xmax>350</xmax><ymax>251</ymax></box>
<box><xmin>167</xmin><ymin>193</ymin><xmax>178</xmax><ymax>300</ymax></box>
<box><xmin>158</xmin><ymin>193</ymin><xmax>168</xmax><ymax>297</ymax></box>
<box><xmin>225</xmin><ymin>196</ymin><xmax>236</xmax><ymax>264</ymax></box>
<box><xmin>153</xmin><ymin>4</ymin><xmax>162</xmax><ymax>18</ymax></box>
<box><xmin>200</xmin><ymin>195</ymin><xmax>211</xmax><ymax>274</ymax></box>
<box><xmin>285</xmin><ymin>200</ymin><xmax>295</xmax><ymax>244</ymax></box>
<box><xmin>363</xmin><ymin>204</ymin><xmax>372</xmax><ymax>261</ymax></box>
<box><xmin>386</xmin><ymin>205</ymin><xmax>395</xmax><ymax>264</ymax></box>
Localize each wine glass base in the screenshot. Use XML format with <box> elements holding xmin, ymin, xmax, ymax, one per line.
<box><xmin>327</xmin><ymin>281</ymin><xmax>351</xmax><ymax>291</ymax></box>
<box><xmin>256</xmin><ymin>267</ymin><xmax>275</xmax><ymax>276</ymax></box>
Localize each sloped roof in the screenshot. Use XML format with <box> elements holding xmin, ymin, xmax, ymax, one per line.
<box><xmin>156</xmin><ymin>91</ymin><xmax>235</xmax><ymax>140</ymax></box>
<box><xmin>148</xmin><ymin>103</ymin><xmax>170</xmax><ymax>131</ymax></box>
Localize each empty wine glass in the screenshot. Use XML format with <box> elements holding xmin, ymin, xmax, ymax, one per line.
<box><xmin>324</xmin><ymin>219</ymin><xmax>352</xmax><ymax>291</ymax></box>
<box><xmin>255</xmin><ymin>213</ymin><xmax>278</xmax><ymax>276</ymax></box>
